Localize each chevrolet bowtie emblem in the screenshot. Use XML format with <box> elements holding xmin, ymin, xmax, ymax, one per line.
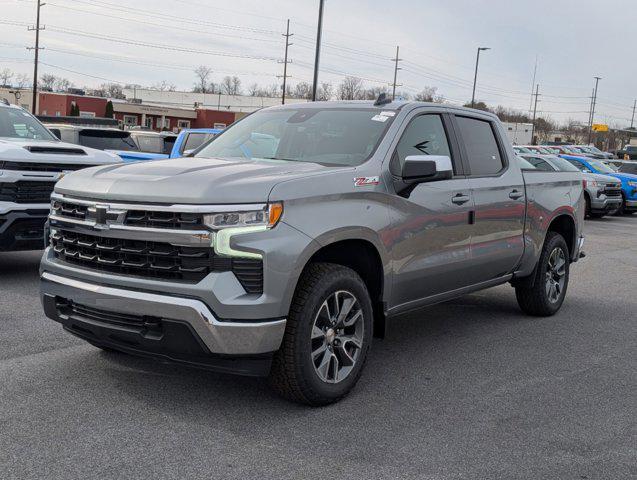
<box><xmin>87</xmin><ymin>205</ymin><xmax>126</xmax><ymax>230</ymax></box>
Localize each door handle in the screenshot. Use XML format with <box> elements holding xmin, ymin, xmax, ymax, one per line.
<box><xmin>509</xmin><ymin>190</ymin><xmax>524</xmax><ymax>200</ymax></box>
<box><xmin>452</xmin><ymin>193</ymin><xmax>470</xmax><ymax>205</ymax></box>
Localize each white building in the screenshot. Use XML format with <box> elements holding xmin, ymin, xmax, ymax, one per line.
<box><xmin>503</xmin><ymin>122</ymin><xmax>533</xmax><ymax>145</ymax></box>
<box><xmin>121</xmin><ymin>87</ymin><xmax>307</xmax><ymax>116</ymax></box>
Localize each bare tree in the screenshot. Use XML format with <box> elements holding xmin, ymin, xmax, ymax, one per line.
<box><xmin>193</xmin><ymin>66</ymin><xmax>213</xmax><ymax>93</ymax></box>
<box><xmin>54</xmin><ymin>77</ymin><xmax>73</xmax><ymax>92</ymax></box>
<box><xmin>14</xmin><ymin>74</ymin><xmax>30</xmax><ymax>89</ymax></box>
<box><xmin>317</xmin><ymin>82</ymin><xmax>333</xmax><ymax>101</ymax></box>
<box><xmin>0</xmin><ymin>68</ymin><xmax>13</xmax><ymax>86</ymax></box>
<box><xmin>221</xmin><ymin>76</ymin><xmax>242</xmax><ymax>95</ymax></box>
<box><xmin>99</xmin><ymin>83</ymin><xmax>124</xmax><ymax>99</ymax></box>
<box><xmin>362</xmin><ymin>86</ymin><xmax>388</xmax><ymax>100</ymax></box>
<box><xmin>40</xmin><ymin>74</ymin><xmax>57</xmax><ymax>90</ymax></box>
<box><xmin>247</xmin><ymin>83</ymin><xmax>260</xmax><ymax>96</ymax></box>
<box><xmin>337</xmin><ymin>76</ymin><xmax>364</xmax><ymax>100</ymax></box>
<box><xmin>414</xmin><ymin>86</ymin><xmax>444</xmax><ymax>103</ymax></box>
<box><xmin>151</xmin><ymin>80</ymin><xmax>176</xmax><ymax>92</ymax></box>
<box><xmin>292</xmin><ymin>82</ymin><xmax>312</xmax><ymax>99</ymax></box>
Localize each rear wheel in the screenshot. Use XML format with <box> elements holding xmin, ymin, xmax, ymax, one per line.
<box><xmin>515</xmin><ymin>232</ymin><xmax>570</xmax><ymax>316</ymax></box>
<box><xmin>269</xmin><ymin>263</ymin><xmax>373</xmax><ymax>406</ymax></box>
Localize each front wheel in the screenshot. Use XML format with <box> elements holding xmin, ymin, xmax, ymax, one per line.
<box><xmin>515</xmin><ymin>232</ymin><xmax>570</xmax><ymax>316</ymax></box>
<box><xmin>269</xmin><ymin>263</ymin><xmax>373</xmax><ymax>406</ymax></box>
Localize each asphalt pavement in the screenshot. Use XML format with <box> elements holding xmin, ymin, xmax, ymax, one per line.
<box><xmin>1</xmin><ymin>216</ymin><xmax>635</xmax><ymax>480</ymax></box>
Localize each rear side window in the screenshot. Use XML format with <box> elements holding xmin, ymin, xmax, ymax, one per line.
<box><xmin>523</xmin><ymin>155</ymin><xmax>555</xmax><ymax>171</ymax></box>
<box><xmin>182</xmin><ymin>133</ymin><xmax>214</xmax><ymax>153</ymax></box>
<box><xmin>456</xmin><ymin>116</ymin><xmax>504</xmax><ymax>176</ymax></box>
<box><xmin>394</xmin><ymin>114</ymin><xmax>453</xmax><ymax>174</ymax></box>
<box><xmin>564</xmin><ymin>158</ymin><xmax>587</xmax><ymax>171</ymax></box>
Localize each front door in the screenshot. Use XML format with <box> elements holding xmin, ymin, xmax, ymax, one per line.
<box><xmin>388</xmin><ymin>112</ymin><xmax>475</xmax><ymax>309</ymax></box>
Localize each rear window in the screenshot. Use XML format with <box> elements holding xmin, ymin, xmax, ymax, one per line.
<box><xmin>455</xmin><ymin>116</ymin><xmax>504</xmax><ymax>176</ymax></box>
<box><xmin>78</xmin><ymin>130</ymin><xmax>138</xmax><ymax>151</ymax></box>
<box><xmin>134</xmin><ymin>135</ymin><xmax>163</xmax><ymax>153</ymax></box>
<box><xmin>522</xmin><ymin>155</ymin><xmax>554</xmax><ymax>171</ymax></box>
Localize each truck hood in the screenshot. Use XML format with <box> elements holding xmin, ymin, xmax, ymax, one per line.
<box><xmin>54</xmin><ymin>156</ymin><xmax>344</xmax><ymax>204</ymax></box>
<box><xmin>0</xmin><ymin>138</ymin><xmax>120</xmax><ymax>165</ymax></box>
<box><xmin>586</xmin><ymin>172</ymin><xmax>621</xmax><ymax>184</ymax></box>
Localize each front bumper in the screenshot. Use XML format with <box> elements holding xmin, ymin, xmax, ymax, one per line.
<box><xmin>625</xmin><ymin>199</ymin><xmax>637</xmax><ymax>211</ymax></box>
<box><xmin>589</xmin><ymin>196</ymin><xmax>622</xmax><ymax>213</ymax></box>
<box><xmin>0</xmin><ymin>206</ymin><xmax>49</xmax><ymax>251</ymax></box>
<box><xmin>41</xmin><ymin>272</ymin><xmax>286</xmax><ymax>375</ymax></box>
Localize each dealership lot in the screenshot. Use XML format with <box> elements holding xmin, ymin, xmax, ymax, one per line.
<box><xmin>1</xmin><ymin>216</ymin><xmax>635</xmax><ymax>479</ymax></box>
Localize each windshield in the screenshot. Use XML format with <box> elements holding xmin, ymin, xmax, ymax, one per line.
<box><xmin>196</xmin><ymin>108</ymin><xmax>394</xmax><ymax>166</ymax></box>
<box><xmin>547</xmin><ymin>156</ymin><xmax>580</xmax><ymax>172</ymax></box>
<box><xmin>78</xmin><ymin>130</ymin><xmax>138</xmax><ymax>151</ymax></box>
<box><xmin>589</xmin><ymin>160</ymin><xmax>615</xmax><ymax>173</ymax></box>
<box><xmin>0</xmin><ymin>107</ymin><xmax>57</xmax><ymax>140</ymax></box>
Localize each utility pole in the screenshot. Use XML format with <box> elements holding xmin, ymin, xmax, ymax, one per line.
<box><xmin>529</xmin><ymin>55</ymin><xmax>538</xmax><ymax>112</ymax></box>
<box><xmin>311</xmin><ymin>0</ymin><xmax>325</xmax><ymax>102</ymax></box>
<box><xmin>631</xmin><ymin>99</ymin><xmax>636</xmax><ymax>129</ymax></box>
<box><xmin>390</xmin><ymin>46</ymin><xmax>402</xmax><ymax>100</ymax></box>
<box><xmin>530</xmin><ymin>84</ymin><xmax>540</xmax><ymax>145</ymax></box>
<box><xmin>28</xmin><ymin>0</ymin><xmax>44</xmax><ymax>114</ymax></box>
<box><xmin>588</xmin><ymin>76</ymin><xmax>601</xmax><ymax>144</ymax></box>
<box><xmin>471</xmin><ymin>47</ymin><xmax>490</xmax><ymax>109</ymax></box>
<box><xmin>279</xmin><ymin>19</ymin><xmax>293</xmax><ymax>105</ymax></box>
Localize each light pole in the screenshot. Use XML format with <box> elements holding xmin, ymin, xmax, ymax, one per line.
<box><xmin>311</xmin><ymin>0</ymin><xmax>325</xmax><ymax>101</ymax></box>
<box><xmin>471</xmin><ymin>47</ymin><xmax>490</xmax><ymax>109</ymax></box>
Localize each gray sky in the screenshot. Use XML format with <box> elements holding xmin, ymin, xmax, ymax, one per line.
<box><xmin>1</xmin><ymin>0</ymin><xmax>635</xmax><ymax>126</ymax></box>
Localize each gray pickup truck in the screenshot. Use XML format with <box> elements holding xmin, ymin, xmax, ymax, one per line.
<box><xmin>40</xmin><ymin>99</ymin><xmax>585</xmax><ymax>405</ymax></box>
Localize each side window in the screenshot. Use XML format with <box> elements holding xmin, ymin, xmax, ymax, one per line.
<box><xmin>455</xmin><ymin>116</ymin><xmax>504</xmax><ymax>176</ymax></box>
<box><xmin>525</xmin><ymin>156</ymin><xmax>554</xmax><ymax>171</ymax></box>
<box><xmin>394</xmin><ymin>114</ymin><xmax>454</xmax><ymax>174</ymax></box>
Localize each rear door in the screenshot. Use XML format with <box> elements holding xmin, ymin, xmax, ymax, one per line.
<box><xmin>388</xmin><ymin>110</ymin><xmax>475</xmax><ymax>307</ymax></box>
<box><xmin>452</xmin><ymin>114</ymin><xmax>526</xmax><ymax>284</ymax></box>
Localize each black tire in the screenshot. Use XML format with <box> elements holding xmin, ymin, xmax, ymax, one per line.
<box><xmin>613</xmin><ymin>195</ymin><xmax>626</xmax><ymax>216</ymax></box>
<box><xmin>589</xmin><ymin>212</ymin><xmax>605</xmax><ymax>219</ymax></box>
<box><xmin>269</xmin><ymin>263</ymin><xmax>373</xmax><ymax>406</ymax></box>
<box><xmin>515</xmin><ymin>232</ymin><xmax>570</xmax><ymax>317</ymax></box>
<box><xmin>584</xmin><ymin>194</ymin><xmax>592</xmax><ymax>218</ymax></box>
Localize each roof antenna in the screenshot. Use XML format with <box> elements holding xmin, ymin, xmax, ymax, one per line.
<box><xmin>374</xmin><ymin>93</ymin><xmax>392</xmax><ymax>107</ymax></box>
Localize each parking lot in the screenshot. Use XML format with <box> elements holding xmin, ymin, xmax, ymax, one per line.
<box><xmin>0</xmin><ymin>215</ymin><xmax>634</xmax><ymax>479</ymax></box>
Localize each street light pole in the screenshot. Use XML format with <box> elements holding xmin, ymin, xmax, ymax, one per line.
<box><xmin>471</xmin><ymin>47</ymin><xmax>490</xmax><ymax>109</ymax></box>
<box><xmin>311</xmin><ymin>0</ymin><xmax>325</xmax><ymax>102</ymax></box>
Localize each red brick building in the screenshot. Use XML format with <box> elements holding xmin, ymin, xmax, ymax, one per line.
<box><xmin>37</xmin><ymin>92</ymin><xmax>238</xmax><ymax>131</ymax></box>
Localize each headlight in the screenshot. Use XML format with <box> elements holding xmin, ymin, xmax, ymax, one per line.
<box><xmin>627</xmin><ymin>181</ymin><xmax>637</xmax><ymax>187</ymax></box>
<box><xmin>203</xmin><ymin>203</ymin><xmax>283</xmax><ymax>230</ymax></box>
<box><xmin>204</xmin><ymin>203</ymin><xmax>283</xmax><ymax>259</ymax></box>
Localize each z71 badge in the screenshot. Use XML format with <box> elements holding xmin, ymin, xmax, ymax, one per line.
<box><xmin>354</xmin><ymin>176</ymin><xmax>380</xmax><ymax>187</ymax></box>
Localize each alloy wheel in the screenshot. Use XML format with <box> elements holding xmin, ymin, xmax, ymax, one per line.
<box><xmin>310</xmin><ymin>290</ymin><xmax>364</xmax><ymax>384</ymax></box>
<box><xmin>545</xmin><ymin>247</ymin><xmax>566</xmax><ymax>303</ymax></box>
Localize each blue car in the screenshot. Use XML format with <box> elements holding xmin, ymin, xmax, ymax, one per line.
<box><xmin>561</xmin><ymin>154</ymin><xmax>637</xmax><ymax>214</ymax></box>
<box><xmin>112</xmin><ymin>128</ymin><xmax>223</xmax><ymax>162</ymax></box>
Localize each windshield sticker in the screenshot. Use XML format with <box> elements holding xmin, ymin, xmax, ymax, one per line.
<box><xmin>354</xmin><ymin>176</ymin><xmax>380</xmax><ymax>187</ymax></box>
<box><xmin>380</xmin><ymin>111</ymin><xmax>396</xmax><ymax>117</ymax></box>
<box><xmin>371</xmin><ymin>115</ymin><xmax>389</xmax><ymax>122</ymax></box>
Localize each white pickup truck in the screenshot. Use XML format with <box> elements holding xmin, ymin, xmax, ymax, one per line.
<box><xmin>0</xmin><ymin>101</ymin><xmax>120</xmax><ymax>251</ymax></box>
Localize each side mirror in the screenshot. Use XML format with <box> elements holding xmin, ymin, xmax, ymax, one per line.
<box><xmin>403</xmin><ymin>155</ymin><xmax>453</xmax><ymax>183</ymax></box>
<box><xmin>582</xmin><ymin>169</ymin><xmax>592</xmax><ymax>173</ymax></box>
<box><xmin>394</xmin><ymin>155</ymin><xmax>453</xmax><ymax>197</ymax></box>
<box><xmin>182</xmin><ymin>149</ymin><xmax>195</xmax><ymax>157</ymax></box>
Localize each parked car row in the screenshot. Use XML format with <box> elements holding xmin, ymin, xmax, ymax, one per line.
<box><xmin>513</xmin><ymin>144</ymin><xmax>637</xmax><ymax>217</ymax></box>
<box><xmin>44</xmin><ymin>123</ymin><xmax>223</xmax><ymax>162</ymax></box>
